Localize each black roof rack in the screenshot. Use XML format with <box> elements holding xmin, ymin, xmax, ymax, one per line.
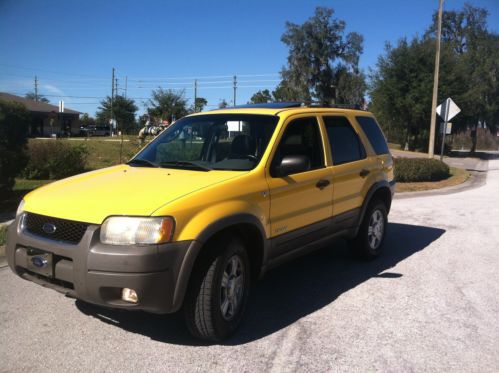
<box><xmin>232</xmin><ymin>102</ymin><xmax>303</xmax><ymax>109</ymax></box>
<box><xmin>212</xmin><ymin>101</ymin><xmax>365</xmax><ymax>111</ymax></box>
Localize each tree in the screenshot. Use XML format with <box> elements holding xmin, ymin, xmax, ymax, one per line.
<box><xmin>96</xmin><ymin>95</ymin><xmax>138</xmax><ymax>134</ymax></box>
<box><xmin>80</xmin><ymin>113</ymin><xmax>96</xmax><ymax>127</ymax></box>
<box><xmin>25</xmin><ymin>92</ymin><xmax>49</xmax><ymax>103</ymax></box>
<box><xmin>279</xmin><ymin>7</ymin><xmax>366</xmax><ymax>105</ymax></box>
<box><xmin>0</xmin><ymin>99</ymin><xmax>30</xmax><ymax>192</ymax></box>
<box><xmin>148</xmin><ymin>88</ymin><xmax>188</xmax><ymax>122</ymax></box>
<box><xmin>193</xmin><ymin>97</ymin><xmax>208</xmax><ymax>112</ymax></box>
<box><xmin>249</xmin><ymin>89</ymin><xmax>272</xmax><ymax>104</ymax></box>
<box><xmin>370</xmin><ymin>4</ymin><xmax>498</xmax><ymax>152</ymax></box>
<box><xmin>218</xmin><ymin>99</ymin><xmax>228</xmax><ymax>109</ymax></box>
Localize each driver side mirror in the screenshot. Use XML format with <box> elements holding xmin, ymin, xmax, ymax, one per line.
<box><xmin>272</xmin><ymin>155</ymin><xmax>310</xmax><ymax>177</ymax></box>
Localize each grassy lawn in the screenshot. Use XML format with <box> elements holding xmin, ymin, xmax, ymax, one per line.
<box><xmin>35</xmin><ymin>137</ymin><xmax>146</xmax><ymax>170</ymax></box>
<box><xmin>396</xmin><ymin>167</ymin><xmax>470</xmax><ymax>193</ymax></box>
<box><xmin>0</xmin><ymin>225</ymin><xmax>7</xmax><ymax>246</ymax></box>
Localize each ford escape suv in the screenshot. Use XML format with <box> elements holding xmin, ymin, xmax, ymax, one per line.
<box><xmin>6</xmin><ymin>102</ymin><xmax>395</xmax><ymax>341</ymax></box>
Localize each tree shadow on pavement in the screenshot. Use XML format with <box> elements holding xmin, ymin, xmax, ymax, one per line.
<box><xmin>76</xmin><ymin>222</ymin><xmax>445</xmax><ymax>346</ymax></box>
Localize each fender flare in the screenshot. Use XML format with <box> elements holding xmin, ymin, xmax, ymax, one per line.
<box><xmin>171</xmin><ymin>213</ymin><xmax>267</xmax><ymax>311</ymax></box>
<box><xmin>354</xmin><ymin>180</ymin><xmax>392</xmax><ymax>235</ymax></box>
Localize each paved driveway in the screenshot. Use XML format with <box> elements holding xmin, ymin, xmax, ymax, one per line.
<box><xmin>1</xmin><ymin>161</ymin><xmax>498</xmax><ymax>372</ymax></box>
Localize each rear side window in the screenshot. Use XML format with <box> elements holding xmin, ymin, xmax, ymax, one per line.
<box><xmin>356</xmin><ymin>116</ymin><xmax>389</xmax><ymax>155</ymax></box>
<box><xmin>323</xmin><ymin>116</ymin><xmax>366</xmax><ymax>165</ymax></box>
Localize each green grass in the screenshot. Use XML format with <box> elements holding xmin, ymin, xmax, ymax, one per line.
<box><xmin>33</xmin><ymin>138</ymin><xmax>146</xmax><ymax>170</ymax></box>
<box><xmin>0</xmin><ymin>225</ymin><xmax>7</xmax><ymax>246</ymax></box>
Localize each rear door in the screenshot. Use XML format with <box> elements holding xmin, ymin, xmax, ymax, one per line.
<box><xmin>355</xmin><ymin>115</ymin><xmax>394</xmax><ymax>181</ymax></box>
<box><xmin>323</xmin><ymin>115</ymin><xmax>377</xmax><ymax>224</ymax></box>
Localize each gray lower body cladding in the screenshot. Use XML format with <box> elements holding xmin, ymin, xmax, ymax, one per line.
<box><xmin>6</xmin><ymin>214</ymin><xmax>197</xmax><ymax>314</ymax></box>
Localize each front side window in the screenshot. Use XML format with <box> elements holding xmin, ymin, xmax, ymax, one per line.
<box><xmin>131</xmin><ymin>114</ymin><xmax>278</xmax><ymax>171</ymax></box>
<box><xmin>324</xmin><ymin>116</ymin><xmax>366</xmax><ymax>165</ymax></box>
<box><xmin>272</xmin><ymin>117</ymin><xmax>324</xmax><ymax>172</ymax></box>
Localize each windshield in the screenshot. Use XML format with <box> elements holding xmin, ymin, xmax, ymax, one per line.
<box><xmin>131</xmin><ymin>114</ymin><xmax>279</xmax><ymax>171</ymax></box>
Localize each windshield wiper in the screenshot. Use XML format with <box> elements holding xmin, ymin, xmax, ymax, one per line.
<box><xmin>127</xmin><ymin>158</ymin><xmax>159</xmax><ymax>168</ymax></box>
<box><xmin>159</xmin><ymin>161</ymin><xmax>212</xmax><ymax>171</ymax></box>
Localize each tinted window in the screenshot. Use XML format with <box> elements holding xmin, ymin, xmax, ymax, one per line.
<box><xmin>272</xmin><ymin>117</ymin><xmax>324</xmax><ymax>172</ymax></box>
<box><xmin>324</xmin><ymin>116</ymin><xmax>366</xmax><ymax>165</ymax></box>
<box><xmin>356</xmin><ymin>116</ymin><xmax>389</xmax><ymax>155</ymax></box>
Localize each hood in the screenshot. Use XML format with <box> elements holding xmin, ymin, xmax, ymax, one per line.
<box><xmin>23</xmin><ymin>165</ymin><xmax>243</xmax><ymax>224</ymax></box>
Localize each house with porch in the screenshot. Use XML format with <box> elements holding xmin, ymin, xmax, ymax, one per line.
<box><xmin>0</xmin><ymin>92</ymin><xmax>81</xmax><ymax>136</ymax></box>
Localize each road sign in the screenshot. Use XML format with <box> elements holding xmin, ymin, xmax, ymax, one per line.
<box><xmin>58</xmin><ymin>100</ymin><xmax>64</xmax><ymax>113</ymax></box>
<box><xmin>436</xmin><ymin>97</ymin><xmax>460</xmax><ymax>122</ymax></box>
<box><xmin>440</xmin><ymin>122</ymin><xmax>452</xmax><ymax>134</ymax></box>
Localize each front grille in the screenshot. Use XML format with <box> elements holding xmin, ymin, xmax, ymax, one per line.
<box><xmin>24</xmin><ymin>212</ymin><xmax>89</xmax><ymax>244</ymax></box>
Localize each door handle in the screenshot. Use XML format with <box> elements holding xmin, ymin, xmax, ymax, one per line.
<box><xmin>316</xmin><ymin>179</ymin><xmax>330</xmax><ymax>190</ymax></box>
<box><xmin>359</xmin><ymin>169</ymin><xmax>370</xmax><ymax>178</ymax></box>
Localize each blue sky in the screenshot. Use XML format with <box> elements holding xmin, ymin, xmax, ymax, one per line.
<box><xmin>1</xmin><ymin>0</ymin><xmax>497</xmax><ymax>116</ymax></box>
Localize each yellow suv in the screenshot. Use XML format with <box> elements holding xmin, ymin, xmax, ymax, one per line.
<box><xmin>6</xmin><ymin>103</ymin><xmax>395</xmax><ymax>341</ymax></box>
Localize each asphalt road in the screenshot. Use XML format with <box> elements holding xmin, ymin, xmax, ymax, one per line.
<box><xmin>1</xmin><ymin>161</ymin><xmax>498</xmax><ymax>372</ymax></box>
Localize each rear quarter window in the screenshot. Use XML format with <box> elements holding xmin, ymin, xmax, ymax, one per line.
<box><xmin>356</xmin><ymin>116</ymin><xmax>389</xmax><ymax>155</ymax></box>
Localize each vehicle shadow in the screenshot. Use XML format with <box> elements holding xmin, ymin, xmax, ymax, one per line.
<box><xmin>76</xmin><ymin>222</ymin><xmax>445</xmax><ymax>346</ymax></box>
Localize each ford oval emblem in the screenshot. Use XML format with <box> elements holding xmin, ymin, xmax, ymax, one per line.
<box><xmin>42</xmin><ymin>223</ymin><xmax>57</xmax><ymax>234</ymax></box>
<box><xmin>32</xmin><ymin>256</ymin><xmax>48</xmax><ymax>268</ymax></box>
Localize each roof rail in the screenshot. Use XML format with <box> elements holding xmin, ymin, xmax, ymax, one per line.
<box><xmin>210</xmin><ymin>101</ymin><xmax>365</xmax><ymax>111</ymax></box>
<box><xmin>303</xmin><ymin>101</ymin><xmax>365</xmax><ymax>110</ymax></box>
<box><xmin>231</xmin><ymin>102</ymin><xmax>303</xmax><ymax>109</ymax></box>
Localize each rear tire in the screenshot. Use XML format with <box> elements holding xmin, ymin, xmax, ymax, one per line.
<box><xmin>350</xmin><ymin>201</ymin><xmax>388</xmax><ymax>260</ymax></box>
<box><xmin>183</xmin><ymin>236</ymin><xmax>250</xmax><ymax>341</ymax></box>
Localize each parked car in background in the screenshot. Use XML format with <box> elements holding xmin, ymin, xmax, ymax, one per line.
<box><xmin>79</xmin><ymin>125</ymin><xmax>110</xmax><ymax>136</ymax></box>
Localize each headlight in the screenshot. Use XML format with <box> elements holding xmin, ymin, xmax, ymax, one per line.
<box><xmin>16</xmin><ymin>199</ymin><xmax>25</xmax><ymax>216</ymax></box>
<box><xmin>100</xmin><ymin>216</ymin><xmax>175</xmax><ymax>245</ymax></box>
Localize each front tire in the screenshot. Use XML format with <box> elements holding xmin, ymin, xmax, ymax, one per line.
<box><xmin>350</xmin><ymin>201</ymin><xmax>388</xmax><ymax>260</ymax></box>
<box><xmin>183</xmin><ymin>236</ymin><xmax>250</xmax><ymax>341</ymax></box>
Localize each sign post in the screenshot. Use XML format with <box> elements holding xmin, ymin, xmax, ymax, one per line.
<box><xmin>436</xmin><ymin>98</ymin><xmax>460</xmax><ymax>161</ymax></box>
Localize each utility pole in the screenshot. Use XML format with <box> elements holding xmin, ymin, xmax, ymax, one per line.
<box><xmin>194</xmin><ymin>79</ymin><xmax>198</xmax><ymax>112</ymax></box>
<box><xmin>233</xmin><ymin>75</ymin><xmax>237</xmax><ymax>107</ymax></box>
<box><xmin>111</xmin><ymin>67</ymin><xmax>115</xmax><ymax>137</ymax></box>
<box><xmin>428</xmin><ymin>0</ymin><xmax>444</xmax><ymax>158</ymax></box>
<box><xmin>124</xmin><ymin>76</ymin><xmax>128</xmax><ymax>98</ymax></box>
<box><xmin>115</xmin><ymin>77</ymin><xmax>119</xmax><ymax>97</ymax></box>
<box><xmin>34</xmin><ymin>76</ymin><xmax>39</xmax><ymax>102</ymax></box>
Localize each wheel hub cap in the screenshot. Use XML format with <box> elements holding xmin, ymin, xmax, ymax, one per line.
<box><xmin>368</xmin><ymin>209</ymin><xmax>384</xmax><ymax>250</ymax></box>
<box><xmin>220</xmin><ymin>255</ymin><xmax>244</xmax><ymax>321</ymax></box>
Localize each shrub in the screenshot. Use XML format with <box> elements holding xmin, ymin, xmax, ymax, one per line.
<box><xmin>23</xmin><ymin>141</ymin><xmax>88</xmax><ymax>180</ymax></box>
<box><xmin>394</xmin><ymin>158</ymin><xmax>450</xmax><ymax>182</ymax></box>
<box><xmin>0</xmin><ymin>100</ymin><xmax>30</xmax><ymax>193</ymax></box>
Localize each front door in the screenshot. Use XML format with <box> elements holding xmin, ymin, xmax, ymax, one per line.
<box><xmin>267</xmin><ymin>116</ymin><xmax>333</xmax><ymax>259</ymax></box>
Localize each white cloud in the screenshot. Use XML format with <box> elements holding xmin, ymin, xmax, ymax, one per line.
<box><xmin>43</xmin><ymin>84</ymin><xmax>66</xmax><ymax>97</ymax></box>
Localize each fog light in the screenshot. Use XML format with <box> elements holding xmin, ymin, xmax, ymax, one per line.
<box><xmin>122</xmin><ymin>288</ymin><xmax>138</xmax><ymax>303</ymax></box>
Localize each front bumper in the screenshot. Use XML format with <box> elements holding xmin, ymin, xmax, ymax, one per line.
<box><xmin>6</xmin><ymin>213</ymin><xmax>197</xmax><ymax>314</ymax></box>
